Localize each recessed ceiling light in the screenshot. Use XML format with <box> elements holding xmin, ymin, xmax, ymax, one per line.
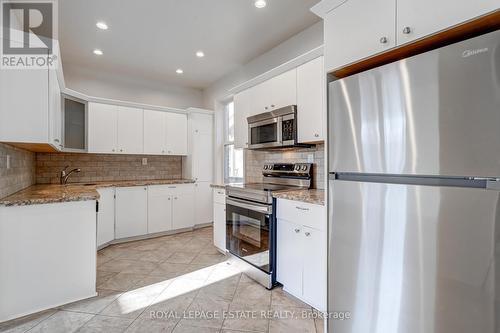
<box><xmin>254</xmin><ymin>0</ymin><xmax>266</xmax><ymax>8</ymax></box>
<box><xmin>93</xmin><ymin>49</ymin><xmax>103</xmax><ymax>56</ymax></box>
<box><xmin>96</xmin><ymin>21</ymin><xmax>108</xmax><ymax>30</ymax></box>
<box><xmin>176</xmin><ymin>68</ymin><xmax>184</xmax><ymax>74</ymax></box>
<box><xmin>196</xmin><ymin>51</ymin><xmax>205</xmax><ymax>58</ymax></box>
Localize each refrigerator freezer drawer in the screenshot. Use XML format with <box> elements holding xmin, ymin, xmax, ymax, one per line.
<box><xmin>328</xmin><ymin>179</ymin><xmax>500</xmax><ymax>333</ymax></box>
<box><xmin>329</xmin><ymin>29</ymin><xmax>500</xmax><ymax>178</ymax></box>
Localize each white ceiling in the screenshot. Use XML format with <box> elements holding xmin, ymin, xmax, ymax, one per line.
<box><xmin>59</xmin><ymin>0</ymin><xmax>321</xmax><ymax>90</ymax></box>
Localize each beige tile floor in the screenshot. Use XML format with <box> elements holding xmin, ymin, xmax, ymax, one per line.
<box><xmin>0</xmin><ymin>226</ymin><xmax>325</xmax><ymax>333</ymax></box>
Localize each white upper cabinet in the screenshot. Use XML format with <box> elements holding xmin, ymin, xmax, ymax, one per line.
<box><xmin>143</xmin><ymin>110</ymin><xmax>188</xmax><ymax>156</ymax></box>
<box><xmin>88</xmin><ymin>103</ymin><xmax>118</xmax><ymax>154</ymax></box>
<box><xmin>89</xmin><ymin>103</ymin><xmax>144</xmax><ymax>155</ymax></box>
<box><xmin>269</xmin><ymin>68</ymin><xmax>297</xmax><ymax>110</ymax></box>
<box><xmin>324</xmin><ymin>0</ymin><xmax>396</xmax><ymax>72</ymax></box>
<box><xmin>397</xmin><ymin>0</ymin><xmax>499</xmax><ymax>44</ymax></box>
<box><xmin>48</xmin><ymin>68</ymin><xmax>62</xmax><ymax>149</ymax></box>
<box><xmin>165</xmin><ymin>112</ymin><xmax>188</xmax><ymax>155</ymax></box>
<box><xmin>317</xmin><ymin>0</ymin><xmax>499</xmax><ymax>72</ymax></box>
<box><xmin>234</xmin><ymin>89</ymin><xmax>252</xmax><ymax>149</ymax></box>
<box><xmin>116</xmin><ymin>106</ymin><xmax>143</xmax><ymax>154</ymax></box>
<box><xmin>143</xmin><ymin>110</ymin><xmax>166</xmax><ymax>155</ymax></box>
<box><xmin>250</xmin><ymin>69</ymin><xmax>297</xmax><ymax>115</ymax></box>
<box><xmin>297</xmin><ymin>56</ymin><xmax>325</xmax><ymax>143</ymax></box>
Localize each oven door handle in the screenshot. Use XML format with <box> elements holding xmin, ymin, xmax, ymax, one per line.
<box><xmin>226</xmin><ymin>198</ymin><xmax>272</xmax><ymax>214</ymax></box>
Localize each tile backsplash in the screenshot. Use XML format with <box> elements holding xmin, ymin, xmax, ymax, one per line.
<box><xmin>0</xmin><ymin>143</ymin><xmax>36</xmax><ymax>198</ymax></box>
<box><xmin>245</xmin><ymin>144</ymin><xmax>325</xmax><ymax>189</ymax></box>
<box><xmin>36</xmin><ymin>153</ymin><xmax>183</xmax><ymax>184</ymax></box>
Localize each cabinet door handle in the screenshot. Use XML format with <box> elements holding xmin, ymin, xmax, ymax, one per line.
<box><xmin>112</xmin><ymin>149</ymin><xmax>115</xmax><ymax>152</ymax></box>
<box><xmin>54</xmin><ymin>139</ymin><xmax>60</xmax><ymax>143</ymax></box>
<box><xmin>379</xmin><ymin>36</ymin><xmax>388</xmax><ymax>44</ymax></box>
<box><xmin>305</xmin><ymin>232</ymin><xmax>311</xmax><ymax>237</ymax></box>
<box><xmin>271</xmin><ymin>104</ymin><xmax>275</xmax><ymax>108</ymax></box>
<box><xmin>402</xmin><ymin>26</ymin><xmax>411</xmax><ymax>34</ymax></box>
<box><xmin>294</xmin><ymin>228</ymin><xmax>301</xmax><ymax>233</ymax></box>
<box><xmin>314</xmin><ymin>133</ymin><xmax>319</xmax><ymax>138</ymax></box>
<box><xmin>296</xmin><ymin>206</ymin><xmax>309</xmax><ymax>211</ymax></box>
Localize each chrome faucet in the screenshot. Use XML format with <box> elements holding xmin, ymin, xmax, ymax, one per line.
<box><xmin>60</xmin><ymin>166</ymin><xmax>81</xmax><ymax>185</ymax></box>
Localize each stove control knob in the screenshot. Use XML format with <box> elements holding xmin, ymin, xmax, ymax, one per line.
<box><xmin>295</xmin><ymin>165</ymin><xmax>301</xmax><ymax>171</ymax></box>
<box><xmin>264</xmin><ymin>165</ymin><xmax>268</xmax><ymax>170</ymax></box>
<box><xmin>268</xmin><ymin>165</ymin><xmax>273</xmax><ymax>170</ymax></box>
<box><xmin>302</xmin><ymin>165</ymin><xmax>308</xmax><ymax>171</ymax></box>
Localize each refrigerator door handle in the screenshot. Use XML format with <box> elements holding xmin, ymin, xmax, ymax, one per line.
<box><xmin>484</xmin><ymin>178</ymin><xmax>500</xmax><ymax>191</ymax></box>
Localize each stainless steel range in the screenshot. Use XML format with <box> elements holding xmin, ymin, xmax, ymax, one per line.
<box><xmin>225</xmin><ymin>163</ymin><xmax>313</xmax><ymax>289</ymax></box>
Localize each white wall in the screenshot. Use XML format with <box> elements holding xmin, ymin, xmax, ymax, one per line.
<box><xmin>64</xmin><ymin>63</ymin><xmax>204</xmax><ymax>109</ymax></box>
<box><xmin>202</xmin><ymin>21</ymin><xmax>324</xmax><ymax>109</ymax></box>
<box><xmin>203</xmin><ymin>21</ymin><xmax>324</xmax><ymax>184</ymax></box>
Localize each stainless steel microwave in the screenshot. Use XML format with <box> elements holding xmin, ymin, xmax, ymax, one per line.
<box><xmin>247</xmin><ymin>106</ymin><xmax>310</xmax><ymax>150</ymax></box>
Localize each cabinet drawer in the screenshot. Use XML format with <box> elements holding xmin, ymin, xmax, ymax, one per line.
<box><xmin>277</xmin><ymin>199</ymin><xmax>326</xmax><ymax>231</ymax></box>
<box><xmin>148</xmin><ymin>184</ymin><xmax>194</xmax><ymax>196</ymax></box>
<box><xmin>213</xmin><ymin>188</ymin><xmax>226</xmax><ymax>204</ymax></box>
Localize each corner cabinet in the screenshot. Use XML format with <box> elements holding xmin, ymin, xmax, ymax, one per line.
<box><xmin>276</xmin><ymin>199</ymin><xmax>327</xmax><ymax>311</ymax></box>
<box><xmin>316</xmin><ymin>0</ymin><xmax>500</xmax><ymax>72</ymax></box>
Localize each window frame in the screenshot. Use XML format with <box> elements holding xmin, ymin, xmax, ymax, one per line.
<box><xmin>223</xmin><ymin>99</ymin><xmax>244</xmax><ymax>184</ymax></box>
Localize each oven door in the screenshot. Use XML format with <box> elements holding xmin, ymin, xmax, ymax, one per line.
<box><xmin>226</xmin><ymin>198</ymin><xmax>272</xmax><ymax>273</ymax></box>
<box><xmin>248</xmin><ymin>117</ymin><xmax>282</xmax><ymax>149</ymax></box>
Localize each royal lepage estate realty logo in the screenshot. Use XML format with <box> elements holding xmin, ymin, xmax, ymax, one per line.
<box><xmin>1</xmin><ymin>0</ymin><xmax>58</xmax><ymax>69</ymax></box>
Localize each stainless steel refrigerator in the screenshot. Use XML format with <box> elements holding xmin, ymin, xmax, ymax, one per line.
<box><xmin>328</xmin><ymin>30</ymin><xmax>500</xmax><ymax>333</ymax></box>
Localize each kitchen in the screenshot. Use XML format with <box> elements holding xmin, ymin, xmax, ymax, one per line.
<box><xmin>0</xmin><ymin>0</ymin><xmax>499</xmax><ymax>332</ymax></box>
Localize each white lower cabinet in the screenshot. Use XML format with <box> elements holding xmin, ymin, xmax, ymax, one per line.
<box><xmin>213</xmin><ymin>188</ymin><xmax>226</xmax><ymax>252</ymax></box>
<box><xmin>277</xmin><ymin>219</ymin><xmax>304</xmax><ymax>297</ymax></box>
<box><xmin>147</xmin><ymin>184</ymin><xmax>195</xmax><ymax>234</ymax></box>
<box><xmin>195</xmin><ymin>182</ymin><xmax>213</xmax><ymax>225</ymax></box>
<box><xmin>172</xmin><ymin>191</ymin><xmax>195</xmax><ymax>230</ymax></box>
<box><xmin>276</xmin><ymin>199</ymin><xmax>327</xmax><ymax>311</ymax></box>
<box><xmin>115</xmin><ymin>187</ymin><xmax>148</xmax><ymax>239</ymax></box>
<box><xmin>97</xmin><ymin>188</ymin><xmax>115</xmax><ymax>247</ymax></box>
<box><xmin>147</xmin><ymin>185</ymin><xmax>173</xmax><ymax>233</ymax></box>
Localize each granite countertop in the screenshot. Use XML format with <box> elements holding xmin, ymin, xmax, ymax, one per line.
<box><xmin>0</xmin><ymin>179</ymin><xmax>195</xmax><ymax>207</ymax></box>
<box><xmin>272</xmin><ymin>189</ymin><xmax>325</xmax><ymax>206</ymax></box>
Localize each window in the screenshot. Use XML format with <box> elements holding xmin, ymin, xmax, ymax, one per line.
<box><xmin>224</xmin><ymin>100</ymin><xmax>244</xmax><ymax>183</ymax></box>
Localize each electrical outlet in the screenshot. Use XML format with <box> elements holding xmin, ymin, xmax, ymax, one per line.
<box><xmin>142</xmin><ymin>158</ymin><xmax>148</xmax><ymax>166</ymax></box>
<box><xmin>6</xmin><ymin>155</ymin><xmax>10</xmax><ymax>169</ymax></box>
<box><xmin>307</xmin><ymin>154</ymin><xmax>314</xmax><ymax>163</ymax></box>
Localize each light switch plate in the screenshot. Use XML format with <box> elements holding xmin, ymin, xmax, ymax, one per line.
<box><xmin>142</xmin><ymin>158</ymin><xmax>148</xmax><ymax>166</ymax></box>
